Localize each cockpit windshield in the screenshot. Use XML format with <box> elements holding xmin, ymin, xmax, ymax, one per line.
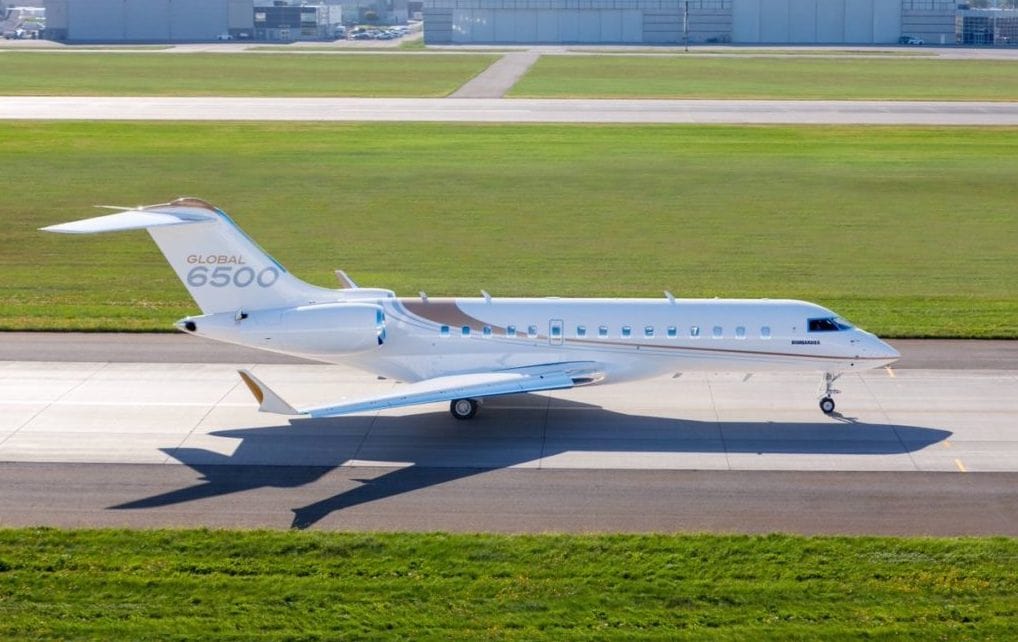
<box><xmin>807</xmin><ymin>317</ymin><xmax>853</xmax><ymax>332</ymax></box>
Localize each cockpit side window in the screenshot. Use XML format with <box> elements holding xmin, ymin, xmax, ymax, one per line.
<box><xmin>808</xmin><ymin>317</ymin><xmax>852</xmax><ymax>332</ymax></box>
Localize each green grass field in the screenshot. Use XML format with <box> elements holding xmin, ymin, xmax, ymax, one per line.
<box><xmin>0</xmin><ymin>52</ymin><xmax>497</xmax><ymax>96</ymax></box>
<box><xmin>2</xmin><ymin>122</ymin><xmax>1016</xmax><ymax>336</ymax></box>
<box><xmin>0</xmin><ymin>529</ymin><xmax>1014</xmax><ymax>639</ymax></box>
<box><xmin>510</xmin><ymin>56</ymin><xmax>1018</xmax><ymax>100</ymax></box>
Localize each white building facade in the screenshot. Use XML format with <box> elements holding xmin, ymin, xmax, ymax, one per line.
<box><xmin>45</xmin><ymin>0</ymin><xmax>254</xmax><ymax>42</ymax></box>
<box><xmin>423</xmin><ymin>0</ymin><xmax>960</xmax><ymax>45</ymax></box>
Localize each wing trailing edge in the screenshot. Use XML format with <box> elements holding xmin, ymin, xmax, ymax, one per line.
<box><xmin>236</xmin><ymin>363</ymin><xmax>604</xmax><ymax>419</ymax></box>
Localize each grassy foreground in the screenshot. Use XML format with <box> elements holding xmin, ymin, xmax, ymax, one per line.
<box><xmin>2</xmin><ymin>122</ymin><xmax>1017</xmax><ymax>336</ymax></box>
<box><xmin>0</xmin><ymin>52</ymin><xmax>497</xmax><ymax>96</ymax></box>
<box><xmin>510</xmin><ymin>56</ymin><xmax>1018</xmax><ymax>100</ymax></box>
<box><xmin>0</xmin><ymin>529</ymin><xmax>1015</xmax><ymax>639</ymax></box>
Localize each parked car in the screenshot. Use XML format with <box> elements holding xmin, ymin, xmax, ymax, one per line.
<box><xmin>898</xmin><ymin>35</ymin><xmax>924</xmax><ymax>45</ymax></box>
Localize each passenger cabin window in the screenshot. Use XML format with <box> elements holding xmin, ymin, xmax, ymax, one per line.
<box><xmin>712</xmin><ymin>326</ymin><xmax>723</xmax><ymax>339</ymax></box>
<box><xmin>808</xmin><ymin>317</ymin><xmax>852</xmax><ymax>333</ymax></box>
<box><xmin>621</xmin><ymin>325</ymin><xmax>632</xmax><ymax>338</ymax></box>
<box><xmin>598</xmin><ymin>325</ymin><xmax>608</xmax><ymax>337</ymax></box>
<box><xmin>735</xmin><ymin>326</ymin><xmax>746</xmax><ymax>339</ymax></box>
<box><xmin>527</xmin><ymin>325</ymin><xmax>538</xmax><ymax>338</ymax></box>
<box><xmin>667</xmin><ymin>326</ymin><xmax>677</xmax><ymax>338</ymax></box>
<box><xmin>690</xmin><ymin>325</ymin><xmax>700</xmax><ymax>338</ymax></box>
<box><xmin>440</xmin><ymin>325</ymin><xmax>450</xmax><ymax>337</ymax></box>
<box><xmin>461</xmin><ymin>326</ymin><xmax>470</xmax><ymax>336</ymax></box>
<box><xmin>483</xmin><ymin>326</ymin><xmax>492</xmax><ymax>337</ymax></box>
<box><xmin>761</xmin><ymin>326</ymin><xmax>772</xmax><ymax>339</ymax></box>
<box><xmin>506</xmin><ymin>324</ymin><xmax>516</xmax><ymax>337</ymax></box>
<box><xmin>551</xmin><ymin>325</ymin><xmax>562</xmax><ymax>338</ymax></box>
<box><xmin>576</xmin><ymin>325</ymin><xmax>587</xmax><ymax>337</ymax></box>
<box><xmin>644</xmin><ymin>326</ymin><xmax>655</xmax><ymax>338</ymax></box>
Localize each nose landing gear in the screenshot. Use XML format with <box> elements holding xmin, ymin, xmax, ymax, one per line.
<box><xmin>818</xmin><ymin>372</ymin><xmax>842</xmax><ymax>415</ymax></box>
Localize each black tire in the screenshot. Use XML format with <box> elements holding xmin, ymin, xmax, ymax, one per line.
<box><xmin>819</xmin><ymin>397</ymin><xmax>836</xmax><ymax>415</ymax></box>
<box><xmin>450</xmin><ymin>398</ymin><xmax>478</xmax><ymax>420</ymax></box>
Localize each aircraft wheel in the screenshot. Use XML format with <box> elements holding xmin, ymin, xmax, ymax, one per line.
<box><xmin>819</xmin><ymin>397</ymin><xmax>836</xmax><ymax>415</ymax></box>
<box><xmin>450</xmin><ymin>398</ymin><xmax>478</xmax><ymax>420</ymax></box>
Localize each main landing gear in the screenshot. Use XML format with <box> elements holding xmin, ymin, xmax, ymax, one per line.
<box><xmin>818</xmin><ymin>372</ymin><xmax>842</xmax><ymax>415</ymax></box>
<box><xmin>450</xmin><ymin>398</ymin><xmax>479</xmax><ymax>420</ymax></box>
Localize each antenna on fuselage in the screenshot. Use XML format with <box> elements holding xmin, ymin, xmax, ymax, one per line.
<box><xmin>664</xmin><ymin>291</ymin><xmax>676</xmax><ymax>303</ymax></box>
<box><xmin>481</xmin><ymin>290</ymin><xmax>491</xmax><ymax>303</ymax></box>
<box><xmin>335</xmin><ymin>270</ymin><xmax>358</xmax><ymax>289</ymax></box>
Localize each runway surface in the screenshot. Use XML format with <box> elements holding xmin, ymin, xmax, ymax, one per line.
<box><xmin>4</xmin><ymin>97</ymin><xmax>1018</xmax><ymax>125</ymax></box>
<box><xmin>1</xmin><ymin>354</ymin><xmax>1015</xmax><ymax>533</ymax></box>
<box><xmin>1</xmin><ymin>333</ymin><xmax>1014</xmax><ymax>369</ymax></box>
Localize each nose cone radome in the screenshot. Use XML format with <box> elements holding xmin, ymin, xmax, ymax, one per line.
<box><xmin>869</xmin><ymin>336</ymin><xmax>900</xmax><ymax>365</ymax></box>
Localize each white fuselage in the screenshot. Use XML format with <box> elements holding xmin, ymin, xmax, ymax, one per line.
<box><xmin>184</xmin><ymin>294</ymin><xmax>900</xmax><ymax>384</ymax></box>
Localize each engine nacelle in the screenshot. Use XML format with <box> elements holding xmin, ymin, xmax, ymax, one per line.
<box><xmin>272</xmin><ymin>303</ymin><xmax>385</xmax><ymax>355</ymax></box>
<box><xmin>181</xmin><ymin>303</ymin><xmax>385</xmax><ymax>357</ymax></box>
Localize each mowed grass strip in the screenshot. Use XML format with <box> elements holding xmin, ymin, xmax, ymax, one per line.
<box><xmin>2</xmin><ymin>122</ymin><xmax>1016</xmax><ymax>336</ymax></box>
<box><xmin>510</xmin><ymin>55</ymin><xmax>1018</xmax><ymax>100</ymax></box>
<box><xmin>0</xmin><ymin>52</ymin><xmax>497</xmax><ymax>96</ymax></box>
<box><xmin>0</xmin><ymin>529</ymin><xmax>1015</xmax><ymax>639</ymax></box>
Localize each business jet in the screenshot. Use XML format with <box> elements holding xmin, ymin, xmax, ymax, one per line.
<box><xmin>43</xmin><ymin>198</ymin><xmax>899</xmax><ymax>420</ymax></box>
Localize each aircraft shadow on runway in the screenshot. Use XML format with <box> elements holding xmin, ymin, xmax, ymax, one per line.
<box><xmin>110</xmin><ymin>395</ymin><xmax>951</xmax><ymax>529</ymax></box>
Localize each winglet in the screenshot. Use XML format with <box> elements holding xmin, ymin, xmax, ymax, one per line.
<box><xmin>237</xmin><ymin>369</ymin><xmax>301</xmax><ymax>416</ymax></box>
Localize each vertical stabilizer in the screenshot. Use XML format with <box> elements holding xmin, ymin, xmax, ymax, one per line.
<box><xmin>42</xmin><ymin>198</ymin><xmax>336</xmax><ymax>315</ymax></box>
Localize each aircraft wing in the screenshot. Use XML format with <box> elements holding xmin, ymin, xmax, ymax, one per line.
<box><xmin>238</xmin><ymin>362</ymin><xmax>604</xmax><ymax>418</ymax></box>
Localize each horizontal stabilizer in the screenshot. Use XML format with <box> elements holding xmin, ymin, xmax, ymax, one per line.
<box><xmin>40</xmin><ymin>208</ymin><xmax>215</xmax><ymax>234</ymax></box>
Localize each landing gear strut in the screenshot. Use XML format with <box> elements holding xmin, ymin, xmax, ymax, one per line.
<box><xmin>818</xmin><ymin>372</ymin><xmax>841</xmax><ymax>415</ymax></box>
<box><xmin>450</xmin><ymin>398</ymin><xmax>479</xmax><ymax>420</ymax></box>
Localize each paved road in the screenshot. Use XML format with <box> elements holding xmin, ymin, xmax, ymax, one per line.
<box><xmin>1</xmin><ymin>333</ymin><xmax>1013</xmax><ymax>369</ymax></box>
<box><xmin>1</xmin><ymin>463</ymin><xmax>1014</xmax><ymax>534</ymax></box>
<box><xmin>4</xmin><ymin>97</ymin><xmax>1018</xmax><ymax>125</ymax></box>
<box><xmin>451</xmin><ymin>50</ymin><xmax>542</xmax><ymax>98</ymax></box>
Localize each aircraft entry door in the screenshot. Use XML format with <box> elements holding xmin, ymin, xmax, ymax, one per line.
<box><xmin>549</xmin><ymin>319</ymin><xmax>564</xmax><ymax>346</ymax></box>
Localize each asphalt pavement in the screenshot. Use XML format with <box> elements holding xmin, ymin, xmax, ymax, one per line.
<box><xmin>4</xmin><ymin>97</ymin><xmax>1018</xmax><ymax>125</ymax></box>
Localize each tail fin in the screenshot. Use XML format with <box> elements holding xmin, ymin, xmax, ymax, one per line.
<box><xmin>42</xmin><ymin>198</ymin><xmax>335</xmax><ymax>315</ymax></box>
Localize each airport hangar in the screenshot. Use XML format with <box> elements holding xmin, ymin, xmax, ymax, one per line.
<box><xmin>423</xmin><ymin>0</ymin><xmax>960</xmax><ymax>45</ymax></box>
<box><xmin>42</xmin><ymin>0</ymin><xmax>407</xmax><ymax>42</ymax></box>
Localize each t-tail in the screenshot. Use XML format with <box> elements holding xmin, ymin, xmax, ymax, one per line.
<box><xmin>41</xmin><ymin>198</ymin><xmax>335</xmax><ymax>315</ymax></box>
<box><xmin>42</xmin><ymin>198</ymin><xmax>391</xmax><ymax>360</ymax></box>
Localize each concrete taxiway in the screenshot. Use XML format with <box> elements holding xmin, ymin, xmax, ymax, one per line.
<box><xmin>4</xmin><ymin>96</ymin><xmax>1018</xmax><ymax>125</ymax></box>
<box><xmin>0</xmin><ymin>355</ymin><xmax>1015</xmax><ymax>533</ymax></box>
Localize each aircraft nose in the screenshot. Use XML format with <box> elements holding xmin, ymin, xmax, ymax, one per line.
<box><xmin>869</xmin><ymin>336</ymin><xmax>900</xmax><ymax>363</ymax></box>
